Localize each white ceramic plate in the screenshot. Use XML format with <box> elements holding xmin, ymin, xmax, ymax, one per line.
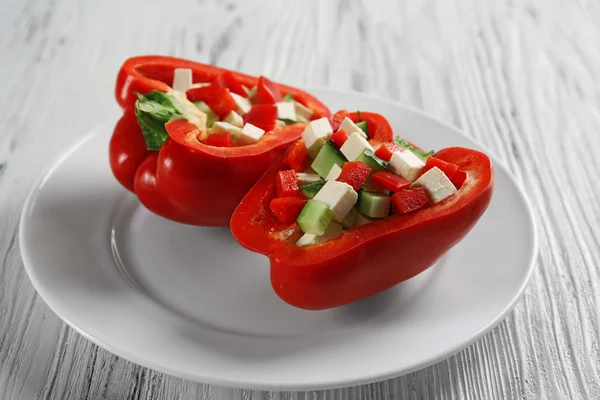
<box><xmin>19</xmin><ymin>89</ymin><xmax>537</xmax><ymax>391</ymax></box>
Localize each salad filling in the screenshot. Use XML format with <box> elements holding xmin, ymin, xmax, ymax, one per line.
<box><xmin>134</xmin><ymin>68</ymin><xmax>315</xmax><ymax>150</ymax></box>
<box><xmin>269</xmin><ymin>114</ymin><xmax>467</xmax><ymax>247</ymax></box>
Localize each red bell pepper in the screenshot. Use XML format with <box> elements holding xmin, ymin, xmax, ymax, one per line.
<box><xmin>276</xmin><ymin>170</ymin><xmax>299</xmax><ymax>197</ymax></box>
<box><xmin>211</xmin><ymin>71</ymin><xmax>247</xmax><ymax>96</ymax></box>
<box><xmin>451</xmin><ymin>170</ymin><xmax>467</xmax><ymax>188</ymax></box>
<box><xmin>391</xmin><ymin>188</ymin><xmax>429</xmax><ymax>214</ymax></box>
<box><xmin>110</xmin><ymin>55</ymin><xmax>330</xmax><ymax>226</ymax></box>
<box><xmin>230</xmin><ymin>111</ymin><xmax>493</xmax><ymax>310</ymax></box>
<box><xmin>336</xmin><ymin>161</ymin><xmax>371</xmax><ymax>191</ymax></box>
<box><xmin>205</xmin><ymin>132</ymin><xmax>233</xmax><ymax>147</ymax></box>
<box><xmin>371</xmin><ymin>171</ymin><xmax>410</xmax><ymax>192</ymax></box>
<box><xmin>422</xmin><ymin>157</ymin><xmax>459</xmax><ymax>180</ymax></box>
<box><xmin>244</xmin><ymin>104</ymin><xmax>277</xmax><ymax>132</ymax></box>
<box><xmin>270</xmin><ymin>196</ymin><xmax>307</xmax><ymax>223</ymax></box>
<box><xmin>283</xmin><ymin>142</ymin><xmax>309</xmax><ymax>172</ymax></box>
<box><xmin>186</xmin><ymin>86</ymin><xmax>236</xmax><ymax>119</ymax></box>
<box><xmin>375</xmin><ymin>142</ymin><xmax>403</xmax><ymax>162</ymax></box>
<box><xmin>330</xmin><ymin>129</ymin><xmax>349</xmax><ymax>148</ymax></box>
<box><xmin>255</xmin><ymin>76</ymin><xmax>283</xmax><ymax>104</ymax></box>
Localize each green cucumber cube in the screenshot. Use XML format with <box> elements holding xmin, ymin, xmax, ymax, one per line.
<box><xmin>300</xmin><ymin>180</ymin><xmax>326</xmax><ymax>199</ymax></box>
<box><xmin>193</xmin><ymin>101</ymin><xmax>219</xmax><ymax>128</ymax></box>
<box><xmin>356</xmin><ymin>120</ymin><xmax>369</xmax><ymax>136</ymax></box>
<box><xmin>357</xmin><ymin>149</ymin><xmax>387</xmax><ymax>173</ymax></box>
<box><xmin>296</xmin><ymin>199</ymin><xmax>333</xmax><ymax>235</ymax></box>
<box><xmin>358</xmin><ymin>191</ymin><xmax>391</xmax><ymax>219</ymax></box>
<box><xmin>283</xmin><ymin>93</ymin><xmax>295</xmax><ymax>102</ymax></box>
<box><xmin>311</xmin><ymin>142</ymin><xmax>346</xmax><ymax>178</ymax></box>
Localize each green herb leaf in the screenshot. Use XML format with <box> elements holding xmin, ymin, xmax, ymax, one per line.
<box><xmin>134</xmin><ymin>91</ymin><xmax>185</xmax><ymax>150</ymax></box>
<box><xmin>395</xmin><ymin>138</ymin><xmax>434</xmax><ymax>161</ymax></box>
<box><xmin>278</xmin><ymin>118</ymin><xmax>297</xmax><ymax>125</ymax></box>
<box><xmin>300</xmin><ymin>180</ymin><xmax>326</xmax><ymax>199</ymax></box>
<box><xmin>362</xmin><ymin>149</ymin><xmax>388</xmax><ymax>169</ymax></box>
<box><xmin>283</xmin><ymin>93</ymin><xmax>296</xmax><ymax>102</ymax></box>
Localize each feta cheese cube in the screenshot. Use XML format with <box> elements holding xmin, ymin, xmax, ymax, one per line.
<box><xmin>296</xmin><ymin>173</ymin><xmax>322</xmax><ymax>185</ymax></box>
<box><xmin>210</xmin><ymin>121</ymin><xmax>243</xmax><ymax>139</ymax></box>
<box><xmin>231</xmin><ymin>93</ymin><xmax>252</xmax><ymax>115</ymax></box>
<box><xmin>313</xmin><ymin>181</ymin><xmax>358</xmax><ymax>222</ymax></box>
<box><xmin>223</xmin><ymin>111</ymin><xmax>244</xmax><ymax>128</ymax></box>
<box><xmin>294</xmin><ymin>101</ymin><xmax>314</xmax><ymax>120</ymax></box>
<box><xmin>388</xmin><ymin>150</ymin><xmax>425</xmax><ymax>181</ymax></box>
<box><xmin>339</xmin><ymin>117</ymin><xmax>367</xmax><ymax>138</ymax></box>
<box><xmin>302</xmin><ymin>117</ymin><xmax>333</xmax><ymax>158</ymax></box>
<box><xmin>340</xmin><ymin>131</ymin><xmax>374</xmax><ymax>161</ymax></box>
<box><xmin>296</xmin><ymin>222</ymin><xmax>343</xmax><ymax>247</ymax></box>
<box><xmin>411</xmin><ymin>166</ymin><xmax>457</xmax><ymax>204</ymax></box>
<box><xmin>325</xmin><ymin>163</ymin><xmax>342</xmax><ymax>181</ymax></box>
<box><xmin>276</xmin><ymin>102</ymin><xmax>297</xmax><ymax>122</ymax></box>
<box><xmin>189</xmin><ymin>82</ymin><xmax>211</xmax><ymax>89</ymax></box>
<box><xmin>172</xmin><ymin>68</ymin><xmax>193</xmax><ymax>92</ymax></box>
<box><xmin>237</xmin><ymin>123</ymin><xmax>265</xmax><ymax>145</ymax></box>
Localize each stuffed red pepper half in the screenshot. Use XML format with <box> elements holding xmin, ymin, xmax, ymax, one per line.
<box><xmin>231</xmin><ymin>110</ymin><xmax>494</xmax><ymax>310</ymax></box>
<box><xmin>109</xmin><ymin>55</ymin><xmax>330</xmax><ymax>225</ymax></box>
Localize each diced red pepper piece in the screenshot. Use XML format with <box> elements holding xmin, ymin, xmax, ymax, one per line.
<box><xmin>255</xmin><ymin>76</ymin><xmax>283</xmax><ymax>104</ymax></box>
<box><xmin>375</xmin><ymin>143</ymin><xmax>404</xmax><ymax>162</ymax></box>
<box><xmin>422</xmin><ymin>157</ymin><xmax>459</xmax><ymax>180</ymax></box>
<box><xmin>245</xmin><ymin>104</ymin><xmax>277</xmax><ymax>132</ymax></box>
<box><xmin>329</xmin><ymin>110</ymin><xmax>350</xmax><ymax>132</ymax></box>
<box><xmin>186</xmin><ymin>86</ymin><xmax>236</xmax><ymax>118</ymax></box>
<box><xmin>276</xmin><ymin>169</ymin><xmax>300</xmax><ymax>197</ymax></box>
<box><xmin>337</xmin><ymin>162</ymin><xmax>371</xmax><ymax>191</ymax></box>
<box><xmin>451</xmin><ymin>170</ymin><xmax>467</xmax><ymax>188</ymax></box>
<box><xmin>371</xmin><ymin>171</ymin><xmax>411</xmax><ymax>192</ymax></box>
<box><xmin>392</xmin><ymin>188</ymin><xmax>429</xmax><ymax>214</ymax></box>
<box><xmin>205</xmin><ymin>132</ymin><xmax>233</xmax><ymax>147</ymax></box>
<box><xmin>211</xmin><ymin>71</ymin><xmax>247</xmax><ymax>97</ymax></box>
<box><xmin>283</xmin><ymin>141</ymin><xmax>309</xmax><ymax>172</ymax></box>
<box><xmin>270</xmin><ymin>196</ymin><xmax>308</xmax><ymax>223</ymax></box>
<box><xmin>330</xmin><ymin>129</ymin><xmax>349</xmax><ymax>148</ymax></box>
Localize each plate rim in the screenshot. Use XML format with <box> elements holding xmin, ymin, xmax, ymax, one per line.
<box><xmin>18</xmin><ymin>87</ymin><xmax>539</xmax><ymax>390</ymax></box>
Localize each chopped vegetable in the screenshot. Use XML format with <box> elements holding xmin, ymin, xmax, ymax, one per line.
<box><xmin>422</xmin><ymin>157</ymin><xmax>459</xmax><ymax>181</ymax></box>
<box><xmin>391</xmin><ymin>188</ymin><xmax>429</xmax><ymax>214</ymax></box>
<box><xmin>371</xmin><ymin>171</ymin><xmax>411</xmax><ymax>192</ymax></box>
<box><xmin>358</xmin><ymin>191</ymin><xmax>391</xmax><ymax>219</ymax></box>
<box><xmin>256</xmin><ymin>76</ymin><xmax>283</xmax><ymax>104</ymax></box>
<box><xmin>284</xmin><ymin>143</ymin><xmax>310</xmax><ymax>172</ymax></box>
<box><xmin>205</xmin><ymin>131</ymin><xmax>233</xmax><ymax>147</ymax></box>
<box><xmin>395</xmin><ymin>138</ymin><xmax>434</xmax><ymax>161</ymax></box>
<box><xmin>276</xmin><ymin>170</ymin><xmax>300</xmax><ymax>197</ymax></box>
<box><xmin>186</xmin><ymin>86</ymin><xmax>236</xmax><ymax>118</ymax></box>
<box><xmin>311</xmin><ymin>141</ymin><xmax>346</xmax><ymax>178</ymax></box>
<box><xmin>270</xmin><ymin>196</ymin><xmax>307</xmax><ymax>223</ymax></box>
<box><xmin>375</xmin><ymin>142</ymin><xmax>403</xmax><ymax>162</ymax></box>
<box><xmin>211</xmin><ymin>71</ymin><xmax>247</xmax><ymax>96</ymax></box>
<box><xmin>330</xmin><ymin>129</ymin><xmax>349</xmax><ymax>148</ymax></box>
<box><xmin>244</xmin><ymin>104</ymin><xmax>277</xmax><ymax>132</ymax></box>
<box><xmin>300</xmin><ymin>180</ymin><xmax>326</xmax><ymax>199</ymax></box>
<box><xmin>336</xmin><ymin>161</ymin><xmax>371</xmax><ymax>191</ymax></box>
<box><xmin>296</xmin><ymin>199</ymin><xmax>334</xmax><ymax>235</ymax></box>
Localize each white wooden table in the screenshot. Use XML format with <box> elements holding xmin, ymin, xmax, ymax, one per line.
<box><xmin>2</xmin><ymin>0</ymin><xmax>600</xmax><ymax>398</ymax></box>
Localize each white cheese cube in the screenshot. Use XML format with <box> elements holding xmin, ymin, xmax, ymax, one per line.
<box><xmin>210</xmin><ymin>121</ymin><xmax>243</xmax><ymax>139</ymax></box>
<box><xmin>231</xmin><ymin>92</ymin><xmax>252</xmax><ymax>115</ymax></box>
<box><xmin>411</xmin><ymin>166</ymin><xmax>457</xmax><ymax>204</ymax></box>
<box><xmin>189</xmin><ymin>82</ymin><xmax>211</xmax><ymax>89</ymax></box>
<box><xmin>276</xmin><ymin>102</ymin><xmax>297</xmax><ymax>122</ymax></box>
<box><xmin>313</xmin><ymin>181</ymin><xmax>358</xmax><ymax>223</ymax></box>
<box><xmin>294</xmin><ymin>101</ymin><xmax>313</xmax><ymax>120</ymax></box>
<box><xmin>237</xmin><ymin>123</ymin><xmax>265</xmax><ymax>145</ymax></box>
<box><xmin>325</xmin><ymin>163</ymin><xmax>342</xmax><ymax>181</ymax></box>
<box><xmin>388</xmin><ymin>150</ymin><xmax>425</xmax><ymax>182</ymax></box>
<box><xmin>223</xmin><ymin>111</ymin><xmax>244</xmax><ymax>128</ymax></box>
<box><xmin>172</xmin><ymin>68</ymin><xmax>193</xmax><ymax>92</ymax></box>
<box><xmin>340</xmin><ymin>131</ymin><xmax>374</xmax><ymax>161</ymax></box>
<box><xmin>275</xmin><ymin>120</ymin><xmax>286</xmax><ymax>129</ymax></box>
<box><xmin>338</xmin><ymin>117</ymin><xmax>367</xmax><ymax>138</ymax></box>
<box><xmin>296</xmin><ymin>173</ymin><xmax>322</xmax><ymax>185</ymax></box>
<box><xmin>302</xmin><ymin>117</ymin><xmax>333</xmax><ymax>158</ymax></box>
<box><xmin>296</xmin><ymin>222</ymin><xmax>343</xmax><ymax>247</ymax></box>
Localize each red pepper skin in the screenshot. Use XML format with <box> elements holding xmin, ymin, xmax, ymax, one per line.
<box><xmin>244</xmin><ymin>105</ymin><xmax>278</xmax><ymax>132</ymax></box>
<box><xmin>329</xmin><ymin>110</ymin><xmax>349</xmax><ymax>132</ymax></box>
<box><xmin>110</xmin><ymin>56</ymin><xmax>330</xmax><ymax>226</ymax></box>
<box><xmin>211</xmin><ymin>71</ymin><xmax>247</xmax><ymax>96</ymax></box>
<box><xmin>276</xmin><ymin>170</ymin><xmax>300</xmax><ymax>197</ymax></box>
<box><xmin>256</xmin><ymin>76</ymin><xmax>283</xmax><ymax>104</ymax></box>
<box><xmin>270</xmin><ymin>196</ymin><xmax>307</xmax><ymax>223</ymax></box>
<box><xmin>336</xmin><ymin>162</ymin><xmax>371</xmax><ymax>191</ymax></box>
<box><xmin>205</xmin><ymin>132</ymin><xmax>233</xmax><ymax>147</ymax></box>
<box><xmin>186</xmin><ymin>86</ymin><xmax>236</xmax><ymax>118</ymax></box>
<box><xmin>230</xmin><ymin>112</ymin><xmax>493</xmax><ymax>310</ymax></box>
<box><xmin>330</xmin><ymin>129</ymin><xmax>349</xmax><ymax>148</ymax></box>
<box><xmin>283</xmin><ymin>143</ymin><xmax>309</xmax><ymax>172</ymax></box>
<box><xmin>391</xmin><ymin>188</ymin><xmax>429</xmax><ymax>214</ymax></box>
<box><xmin>371</xmin><ymin>171</ymin><xmax>411</xmax><ymax>192</ymax></box>
<box><xmin>375</xmin><ymin>142</ymin><xmax>403</xmax><ymax>162</ymax></box>
<box><xmin>451</xmin><ymin>170</ymin><xmax>467</xmax><ymax>188</ymax></box>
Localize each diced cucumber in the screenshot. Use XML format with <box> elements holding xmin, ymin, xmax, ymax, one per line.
<box><xmin>341</xmin><ymin>207</ymin><xmax>359</xmax><ymax>229</ymax></box>
<box><xmin>311</xmin><ymin>142</ymin><xmax>346</xmax><ymax>178</ymax></box>
<box><xmin>358</xmin><ymin>191</ymin><xmax>391</xmax><ymax>219</ymax></box>
<box><xmin>357</xmin><ymin>149</ymin><xmax>387</xmax><ymax>173</ymax></box>
<box><xmin>193</xmin><ymin>101</ymin><xmax>219</xmax><ymax>128</ymax></box>
<box><xmin>300</xmin><ymin>180</ymin><xmax>326</xmax><ymax>199</ymax></box>
<box><xmin>296</xmin><ymin>200</ymin><xmax>334</xmax><ymax>235</ymax></box>
<box><xmin>283</xmin><ymin>93</ymin><xmax>295</xmax><ymax>102</ymax></box>
<box><xmin>356</xmin><ymin>121</ymin><xmax>369</xmax><ymax>137</ymax></box>
<box><xmin>296</xmin><ymin>173</ymin><xmax>322</xmax><ymax>186</ymax></box>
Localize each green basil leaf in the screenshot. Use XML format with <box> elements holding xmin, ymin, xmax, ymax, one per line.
<box><xmin>395</xmin><ymin>138</ymin><xmax>434</xmax><ymax>161</ymax></box>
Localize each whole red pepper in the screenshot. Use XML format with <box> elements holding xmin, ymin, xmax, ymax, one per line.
<box><xmin>109</xmin><ymin>55</ymin><xmax>330</xmax><ymax>225</ymax></box>
<box><xmin>230</xmin><ymin>111</ymin><xmax>494</xmax><ymax>310</ymax></box>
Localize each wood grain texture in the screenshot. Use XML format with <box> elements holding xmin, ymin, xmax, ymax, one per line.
<box><xmin>1</xmin><ymin>0</ymin><xmax>599</xmax><ymax>398</ymax></box>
